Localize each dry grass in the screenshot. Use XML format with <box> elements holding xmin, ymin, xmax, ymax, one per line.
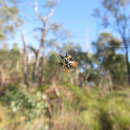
<box><xmin>49</xmin><ymin>109</ymin><xmax>88</xmax><ymax>130</ymax></box>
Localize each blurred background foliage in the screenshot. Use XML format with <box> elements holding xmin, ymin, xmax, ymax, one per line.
<box><xmin>0</xmin><ymin>0</ymin><xmax>130</xmax><ymax>130</ymax></box>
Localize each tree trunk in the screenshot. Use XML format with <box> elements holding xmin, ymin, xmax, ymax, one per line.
<box><xmin>33</xmin><ymin>27</ymin><xmax>47</xmax><ymax>85</ymax></box>
<box><xmin>21</xmin><ymin>32</ymin><xmax>29</xmax><ymax>86</ymax></box>
<box><xmin>38</xmin><ymin>28</ymin><xmax>47</xmax><ymax>85</ymax></box>
<box><xmin>123</xmin><ymin>37</ymin><xmax>130</xmax><ymax>86</ymax></box>
<box><xmin>125</xmin><ymin>46</ymin><xmax>130</xmax><ymax>86</ymax></box>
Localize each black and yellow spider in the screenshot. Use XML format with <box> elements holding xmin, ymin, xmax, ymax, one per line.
<box><xmin>59</xmin><ymin>53</ymin><xmax>78</xmax><ymax>72</ymax></box>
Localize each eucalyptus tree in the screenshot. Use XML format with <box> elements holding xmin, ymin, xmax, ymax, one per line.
<box><xmin>30</xmin><ymin>0</ymin><xmax>71</xmax><ymax>85</ymax></box>
<box><xmin>93</xmin><ymin>0</ymin><xmax>130</xmax><ymax>86</ymax></box>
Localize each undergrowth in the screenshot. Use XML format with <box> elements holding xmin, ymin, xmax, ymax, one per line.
<box><xmin>0</xmin><ymin>84</ymin><xmax>130</xmax><ymax>130</ymax></box>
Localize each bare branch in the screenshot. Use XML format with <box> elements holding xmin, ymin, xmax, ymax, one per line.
<box><xmin>33</xmin><ymin>27</ymin><xmax>44</xmax><ymax>32</ymax></box>
<box><xmin>34</xmin><ymin>0</ymin><xmax>55</xmax><ymax>23</ymax></box>
<box><xmin>34</xmin><ymin>0</ymin><xmax>44</xmax><ymax>22</ymax></box>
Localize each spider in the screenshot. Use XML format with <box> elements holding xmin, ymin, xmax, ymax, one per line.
<box><xmin>59</xmin><ymin>53</ymin><xmax>78</xmax><ymax>72</ymax></box>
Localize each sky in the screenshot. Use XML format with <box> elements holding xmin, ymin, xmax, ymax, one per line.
<box><xmin>11</xmin><ymin>0</ymin><xmax>103</xmax><ymax>52</ymax></box>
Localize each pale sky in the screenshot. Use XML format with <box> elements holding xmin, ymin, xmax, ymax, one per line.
<box><xmin>11</xmin><ymin>0</ymin><xmax>130</xmax><ymax>57</ymax></box>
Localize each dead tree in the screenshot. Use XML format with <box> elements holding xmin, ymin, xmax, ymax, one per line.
<box><xmin>33</xmin><ymin>0</ymin><xmax>56</xmax><ymax>85</ymax></box>
<box><xmin>21</xmin><ymin>31</ymin><xmax>29</xmax><ymax>86</ymax></box>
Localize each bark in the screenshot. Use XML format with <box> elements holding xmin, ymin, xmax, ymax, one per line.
<box><xmin>122</xmin><ymin>37</ymin><xmax>130</xmax><ymax>86</ymax></box>
<box><xmin>21</xmin><ymin>32</ymin><xmax>29</xmax><ymax>86</ymax></box>
<box><xmin>125</xmin><ymin>46</ymin><xmax>130</xmax><ymax>86</ymax></box>
<box><xmin>33</xmin><ymin>25</ymin><xmax>48</xmax><ymax>85</ymax></box>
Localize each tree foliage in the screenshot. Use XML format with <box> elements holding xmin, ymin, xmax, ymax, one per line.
<box><xmin>93</xmin><ymin>0</ymin><xmax>130</xmax><ymax>86</ymax></box>
<box><xmin>94</xmin><ymin>32</ymin><xmax>127</xmax><ymax>88</ymax></box>
<box><xmin>0</xmin><ymin>0</ymin><xmax>22</xmax><ymax>41</ymax></box>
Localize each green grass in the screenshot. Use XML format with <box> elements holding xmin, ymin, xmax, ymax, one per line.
<box><xmin>0</xmin><ymin>85</ymin><xmax>130</xmax><ymax>130</ymax></box>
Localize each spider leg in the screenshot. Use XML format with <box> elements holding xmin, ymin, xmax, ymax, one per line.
<box><xmin>59</xmin><ymin>54</ymin><xmax>64</xmax><ymax>59</ymax></box>
<box><xmin>58</xmin><ymin>62</ymin><xmax>63</xmax><ymax>66</ymax></box>
<box><xmin>65</xmin><ymin>52</ymin><xmax>68</xmax><ymax>57</ymax></box>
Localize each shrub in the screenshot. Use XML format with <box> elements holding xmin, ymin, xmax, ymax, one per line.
<box><xmin>0</xmin><ymin>86</ymin><xmax>48</xmax><ymax>121</ymax></box>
